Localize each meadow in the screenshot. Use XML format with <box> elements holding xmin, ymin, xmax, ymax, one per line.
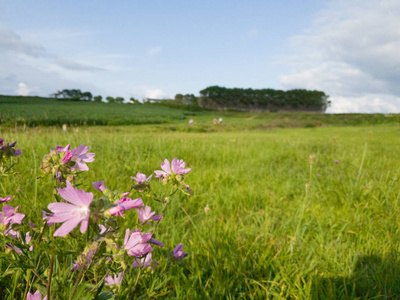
<box><xmin>2</xmin><ymin>119</ymin><xmax>400</xmax><ymax>298</ymax></box>
<box><xmin>2</xmin><ymin>95</ymin><xmax>400</xmax><ymax>130</ymax></box>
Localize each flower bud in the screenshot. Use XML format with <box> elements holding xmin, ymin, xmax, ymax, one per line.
<box><xmin>104</xmin><ymin>209</ymin><xmax>112</xmax><ymax>218</ymax></box>
<box><xmin>66</xmin><ymin>174</ymin><xmax>74</xmax><ymax>182</ymax></box>
<box><xmin>54</xmin><ymin>169</ymin><xmax>62</xmax><ymax>183</ymax></box>
<box><xmin>88</xmin><ymin>242</ymin><xmax>100</xmax><ymax>253</ymax></box>
<box><xmin>41</xmin><ymin>161</ymin><xmax>51</xmax><ymax>174</ymax></box>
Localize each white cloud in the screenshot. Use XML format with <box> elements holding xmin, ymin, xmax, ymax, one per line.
<box><xmin>16</xmin><ymin>82</ymin><xmax>30</xmax><ymax>96</ymax></box>
<box><xmin>0</xmin><ymin>26</ymin><xmax>107</xmax><ymax>97</ymax></box>
<box><xmin>280</xmin><ymin>0</ymin><xmax>400</xmax><ymax>113</ymax></box>
<box><xmin>147</xmin><ymin>46</ymin><xmax>162</xmax><ymax>56</ymax></box>
<box><xmin>327</xmin><ymin>95</ymin><xmax>400</xmax><ymax>113</ymax></box>
<box><xmin>145</xmin><ymin>88</ymin><xmax>166</xmax><ymax>99</ymax></box>
<box><xmin>55</xmin><ymin>58</ymin><xmax>105</xmax><ymax>72</ymax></box>
<box><xmin>0</xmin><ymin>26</ymin><xmax>47</xmax><ymax>57</ymax></box>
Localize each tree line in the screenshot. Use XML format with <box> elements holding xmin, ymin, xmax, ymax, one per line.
<box><xmin>198</xmin><ymin>86</ymin><xmax>330</xmax><ymax>112</ymax></box>
<box><xmin>51</xmin><ymin>89</ymin><xmax>140</xmax><ymax>104</ymax></box>
<box><xmin>50</xmin><ymin>87</ymin><xmax>330</xmax><ymax>112</ymax></box>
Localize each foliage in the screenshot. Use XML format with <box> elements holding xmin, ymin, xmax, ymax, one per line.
<box><xmin>129</xmin><ymin>98</ymin><xmax>140</xmax><ymax>104</ymax></box>
<box><xmin>199</xmin><ymin>85</ymin><xmax>330</xmax><ymax>112</ymax></box>
<box><xmin>93</xmin><ymin>96</ymin><xmax>102</xmax><ymax>103</ymax></box>
<box><xmin>174</xmin><ymin>94</ymin><xmax>198</xmax><ymax>105</ymax></box>
<box><xmin>105</xmin><ymin>97</ymin><xmax>115</xmax><ymax>104</ymax></box>
<box><xmin>51</xmin><ymin>90</ymin><xmax>92</xmax><ymax>101</ymax></box>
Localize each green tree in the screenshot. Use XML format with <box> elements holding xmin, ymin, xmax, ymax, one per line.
<box><xmin>81</xmin><ymin>91</ymin><xmax>93</xmax><ymax>101</ymax></box>
<box><xmin>115</xmin><ymin>97</ymin><xmax>124</xmax><ymax>104</ymax></box>
<box><xmin>106</xmin><ymin>96</ymin><xmax>115</xmax><ymax>103</ymax></box>
<box><xmin>182</xmin><ymin>94</ymin><xmax>197</xmax><ymax>105</ymax></box>
<box><xmin>94</xmin><ymin>95</ymin><xmax>102</xmax><ymax>102</ymax></box>
<box><xmin>174</xmin><ymin>94</ymin><xmax>183</xmax><ymax>104</ymax></box>
<box><xmin>130</xmin><ymin>97</ymin><xmax>140</xmax><ymax>104</ymax></box>
<box><xmin>199</xmin><ymin>86</ymin><xmax>329</xmax><ymax>112</ymax></box>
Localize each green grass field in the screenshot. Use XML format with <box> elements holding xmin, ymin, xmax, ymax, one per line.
<box><xmin>2</xmin><ymin>121</ymin><xmax>400</xmax><ymax>298</ymax></box>
<box><xmin>0</xmin><ymin>95</ymin><xmax>199</xmax><ymax>127</ymax></box>
<box><xmin>2</xmin><ymin>95</ymin><xmax>400</xmax><ymax>130</ymax></box>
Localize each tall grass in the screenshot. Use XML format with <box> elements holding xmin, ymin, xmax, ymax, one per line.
<box><xmin>1</xmin><ymin>124</ymin><xmax>400</xmax><ymax>298</ymax></box>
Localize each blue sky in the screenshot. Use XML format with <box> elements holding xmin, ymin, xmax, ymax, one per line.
<box><xmin>1</xmin><ymin>0</ymin><xmax>399</xmax><ymax>112</ymax></box>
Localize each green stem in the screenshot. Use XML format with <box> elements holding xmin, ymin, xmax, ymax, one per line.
<box><xmin>69</xmin><ymin>265</ymin><xmax>86</xmax><ymax>300</ymax></box>
<box><xmin>23</xmin><ymin>270</ymin><xmax>31</xmax><ymax>300</ymax></box>
<box><xmin>0</xmin><ymin>181</ymin><xmax>6</xmax><ymax>195</ymax></box>
<box><xmin>152</xmin><ymin>200</ymin><xmax>169</xmax><ymax>235</ymax></box>
<box><xmin>132</xmin><ymin>268</ymin><xmax>141</xmax><ymax>290</ymax></box>
<box><xmin>47</xmin><ymin>255</ymin><xmax>55</xmax><ymax>300</ymax></box>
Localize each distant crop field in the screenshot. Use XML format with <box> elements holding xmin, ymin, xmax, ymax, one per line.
<box><xmin>2</xmin><ymin>124</ymin><xmax>400</xmax><ymax>298</ymax></box>
<box><xmin>2</xmin><ymin>95</ymin><xmax>400</xmax><ymax>131</ymax></box>
<box><xmin>0</xmin><ymin>95</ymin><xmax>199</xmax><ymax>127</ymax></box>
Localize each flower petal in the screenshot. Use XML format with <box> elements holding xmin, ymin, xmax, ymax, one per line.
<box><xmin>54</xmin><ymin>217</ymin><xmax>82</xmax><ymax>237</ymax></box>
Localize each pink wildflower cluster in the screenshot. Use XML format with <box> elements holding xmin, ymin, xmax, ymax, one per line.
<box><xmin>137</xmin><ymin>206</ymin><xmax>163</xmax><ymax>224</ymax></box>
<box><xmin>41</xmin><ymin>143</ymin><xmax>95</xmax><ymax>183</ymax></box>
<box><xmin>2</xmin><ymin>141</ymin><xmax>191</xmax><ymax>297</ymax></box>
<box><xmin>0</xmin><ymin>204</ymin><xmax>25</xmax><ymax>229</ymax></box>
<box><xmin>155</xmin><ymin>158</ymin><xmax>191</xmax><ymax>179</ymax></box>
<box><xmin>131</xmin><ymin>172</ymin><xmax>152</xmax><ymax>185</ymax></box>
<box><xmin>57</xmin><ymin>144</ymin><xmax>95</xmax><ymax>171</ymax></box>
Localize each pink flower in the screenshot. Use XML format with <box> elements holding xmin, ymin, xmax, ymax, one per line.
<box><xmin>173</xmin><ymin>243</ymin><xmax>188</xmax><ymax>260</ymax></box>
<box><xmin>61</xmin><ymin>150</ymin><xmax>74</xmax><ymax>164</ymax></box>
<box><xmin>132</xmin><ymin>253</ymin><xmax>158</xmax><ymax>269</ymax></box>
<box><xmin>42</xmin><ymin>210</ymin><xmax>55</xmax><ymax>226</ymax></box>
<box><xmin>99</xmin><ymin>224</ymin><xmax>108</xmax><ymax>234</ymax></box>
<box><xmin>7</xmin><ymin>232</ymin><xmax>33</xmax><ymax>254</ymax></box>
<box><xmin>14</xmin><ymin>148</ymin><xmax>22</xmax><ymax>156</ymax></box>
<box><xmin>69</xmin><ymin>144</ymin><xmax>95</xmax><ymax>171</ymax></box>
<box><xmin>149</xmin><ymin>238</ymin><xmax>165</xmax><ymax>247</ymax></box>
<box><xmin>47</xmin><ymin>181</ymin><xmax>93</xmax><ymax>237</ymax></box>
<box><xmin>0</xmin><ymin>204</ymin><xmax>25</xmax><ymax>227</ymax></box>
<box><xmin>56</xmin><ymin>144</ymin><xmax>71</xmax><ymax>153</ymax></box>
<box><xmin>335</xmin><ymin>160</ymin><xmax>339</xmax><ymax>163</ymax></box>
<box><xmin>0</xmin><ymin>140</ymin><xmax>22</xmax><ymax>156</ymax></box>
<box><xmin>137</xmin><ymin>206</ymin><xmax>163</xmax><ymax>224</ymax></box>
<box><xmin>0</xmin><ymin>195</ymin><xmax>12</xmax><ymax>203</ymax></box>
<box><xmin>131</xmin><ymin>172</ymin><xmax>152</xmax><ymax>184</ymax></box>
<box><xmin>92</xmin><ymin>181</ymin><xmax>106</xmax><ymax>192</ymax></box>
<box><xmin>105</xmin><ymin>272</ymin><xmax>123</xmax><ymax>286</ymax></box>
<box><xmin>109</xmin><ymin>197</ymin><xmax>144</xmax><ymax>217</ymax></box>
<box><xmin>123</xmin><ymin>229</ymin><xmax>152</xmax><ymax>257</ymax></box>
<box><xmin>27</xmin><ymin>290</ymin><xmax>47</xmax><ymax>300</ymax></box>
<box><xmin>154</xmin><ymin>158</ymin><xmax>191</xmax><ymax>178</ymax></box>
